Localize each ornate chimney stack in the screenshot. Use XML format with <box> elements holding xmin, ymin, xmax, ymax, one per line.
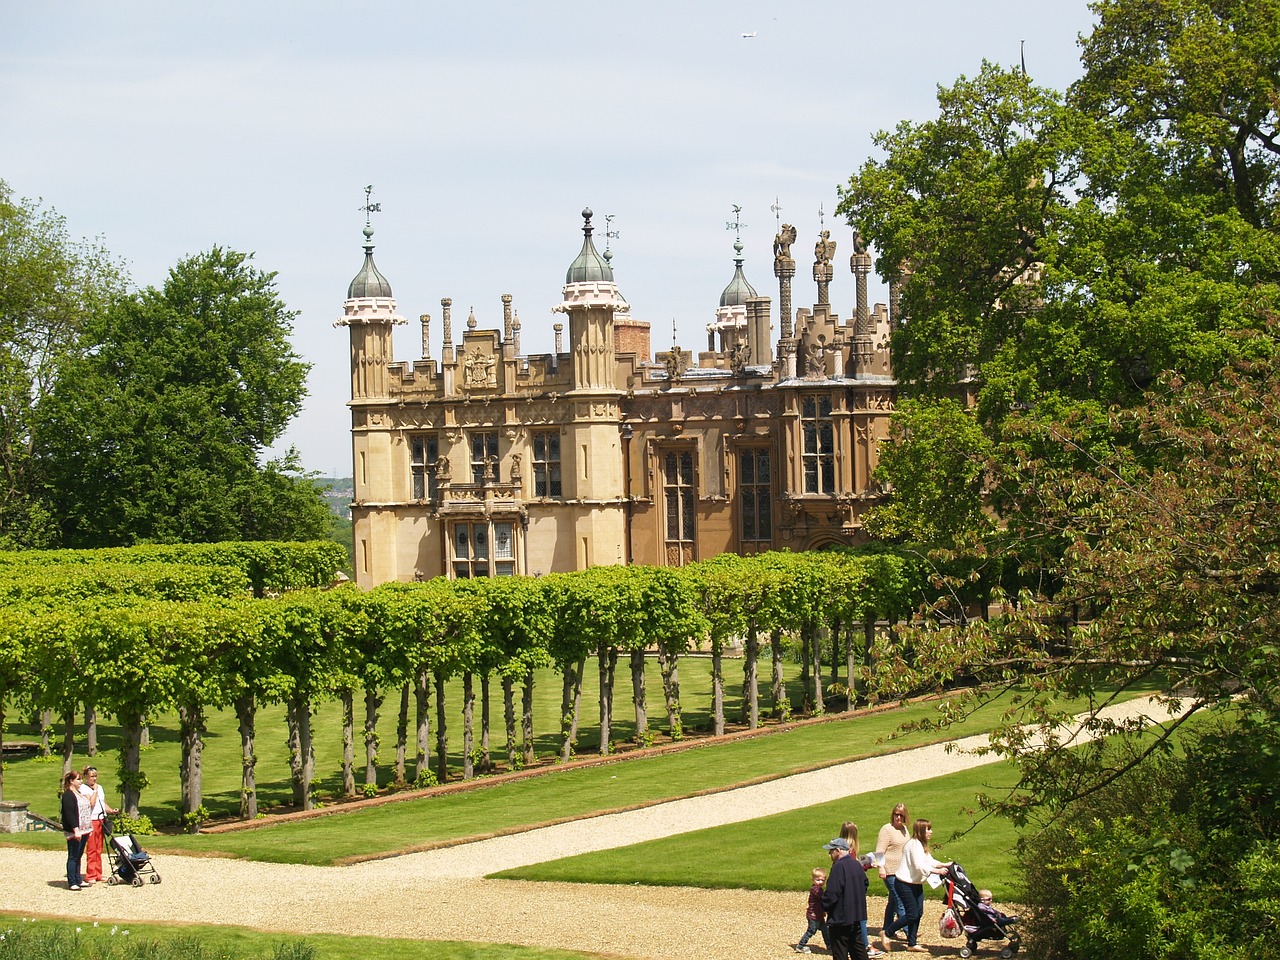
<box><xmin>850</xmin><ymin>232</ymin><xmax>874</xmax><ymax>373</ymax></box>
<box><xmin>773</xmin><ymin>223</ymin><xmax>797</xmax><ymax>341</ymax></box>
<box><xmin>441</xmin><ymin>297</ymin><xmax>454</xmax><ymax>363</ymax></box>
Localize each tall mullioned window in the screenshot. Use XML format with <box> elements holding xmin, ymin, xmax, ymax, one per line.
<box><xmin>739</xmin><ymin>448</ymin><xmax>772</xmax><ymax>549</ymax></box>
<box><xmin>532</xmin><ymin>430</ymin><xmax>562</xmax><ymax>498</ymax></box>
<box><xmin>470</xmin><ymin>431</ymin><xmax>499</xmax><ymax>483</ymax></box>
<box><xmin>801</xmin><ymin>396</ymin><xmax>835</xmax><ymax>494</ymax></box>
<box><xmin>410</xmin><ymin>434</ymin><xmax>439</xmax><ymax>501</ymax></box>
<box><xmin>663</xmin><ymin>449</ymin><xmax>696</xmax><ymax>566</ymax></box>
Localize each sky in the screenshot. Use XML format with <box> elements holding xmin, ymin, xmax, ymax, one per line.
<box><xmin>2</xmin><ymin>1</ymin><xmax>1100</xmax><ymax>477</ymax></box>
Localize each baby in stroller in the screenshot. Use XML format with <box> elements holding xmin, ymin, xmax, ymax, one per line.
<box><xmin>104</xmin><ymin>819</ymin><xmax>162</xmax><ymax>887</ymax></box>
<box><xmin>947</xmin><ymin>862</ymin><xmax>1019</xmax><ymax>957</ymax></box>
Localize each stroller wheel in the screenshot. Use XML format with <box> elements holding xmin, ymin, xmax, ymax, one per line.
<box><xmin>107</xmin><ymin>876</ymin><xmax>118</xmax><ymax>886</ymax></box>
<box><xmin>1001</xmin><ymin>949</ymin><xmax>1014</xmax><ymax>959</ymax></box>
<box><xmin>959</xmin><ymin>950</ymin><xmax>972</xmax><ymax>959</ymax></box>
<box><xmin>131</xmin><ymin>876</ymin><xmax>143</xmax><ymax>887</ymax></box>
<box><xmin>149</xmin><ymin>874</ymin><xmax>161</xmax><ymax>884</ymax></box>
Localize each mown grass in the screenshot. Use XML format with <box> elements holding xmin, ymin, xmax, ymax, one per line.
<box><xmin>3</xmin><ymin>677</ymin><xmax>1158</xmax><ymax>868</ymax></box>
<box><xmin>492</xmin><ymin>759</ymin><xmax>1026</xmax><ymax>901</ymax></box>
<box><xmin>1</xmin><ymin>655</ymin><xmax>807</xmax><ymax>827</ymax></box>
<box><xmin>0</xmin><ymin>914</ymin><xmax>598</xmax><ymax>960</ymax></box>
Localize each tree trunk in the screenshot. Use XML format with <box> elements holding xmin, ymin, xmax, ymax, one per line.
<box><xmin>364</xmin><ymin>686</ymin><xmax>382</xmax><ymax>789</ymax></box>
<box><xmin>864</xmin><ymin>619</ymin><xmax>876</xmax><ymax>704</ymax></box>
<box><xmin>178</xmin><ymin>700</ymin><xmax>205</xmax><ymax>832</ymax></box>
<box><xmin>0</xmin><ymin>701</ymin><xmax>5</xmax><ymax>801</ymax></box>
<box><xmin>414</xmin><ymin>669</ymin><xmax>431</xmax><ymax>785</ymax></box>
<box><xmin>630</xmin><ymin>648</ymin><xmax>648</xmax><ymax>746</ymax></box>
<box><xmin>462</xmin><ymin>671</ymin><xmax>475</xmax><ymax>780</ymax></box>
<box><xmin>434</xmin><ymin>673</ymin><xmax>448</xmax><ymax>785</ymax></box>
<box><xmin>812</xmin><ymin>623</ymin><xmax>825</xmax><ymax>715</ymax></box>
<box><xmin>522</xmin><ymin>669</ymin><xmax>535</xmax><ymax>767</ymax></box>
<box><xmin>712</xmin><ymin>643</ymin><xmax>725</xmax><ymax>736</ymax></box>
<box><xmin>744</xmin><ymin>624</ymin><xmax>760</xmax><ymax>729</ymax></box>
<box><xmin>85</xmin><ymin>702</ymin><xmax>97</xmax><ymax>757</ymax></box>
<box><xmin>830</xmin><ymin>621</ymin><xmax>841</xmax><ymax>686</ymax></box>
<box><xmin>502</xmin><ymin>675</ymin><xmax>517</xmax><ymax>769</ymax></box>
<box><xmin>39</xmin><ymin>708</ymin><xmax>51</xmax><ymax>757</ymax></box>
<box><xmin>658</xmin><ymin>644</ymin><xmax>682</xmax><ymax>739</ymax></box>
<box><xmin>480</xmin><ymin>673</ymin><xmax>492</xmax><ymax>772</ymax></box>
<box><xmin>286</xmin><ymin>695</ymin><xmax>314</xmax><ymax>811</ymax></box>
<box><xmin>846</xmin><ymin>622</ymin><xmax>859</xmax><ymax>710</ymax></box>
<box><xmin>771</xmin><ymin>628</ymin><xmax>788</xmax><ymax>721</ymax></box>
<box><xmin>597</xmin><ymin>646</ymin><xmax>617</xmax><ymax>756</ymax></box>
<box><xmin>559</xmin><ymin>661</ymin><xmax>576</xmax><ymax>762</ymax></box>
<box><xmin>234</xmin><ymin>693</ymin><xmax>257</xmax><ymax>820</ymax></box>
<box><xmin>119</xmin><ymin>708</ymin><xmax>144</xmax><ymax>818</ymax></box>
<box><xmin>800</xmin><ymin>624</ymin><xmax>813</xmax><ymax>714</ymax></box>
<box><xmin>140</xmin><ymin>723</ymin><xmax>149</xmax><ymax>749</ymax></box>
<box><xmin>340</xmin><ymin>689</ymin><xmax>356</xmax><ymax>798</ymax></box>
<box><xmin>394</xmin><ymin>682</ymin><xmax>409</xmax><ymax>787</ymax></box>
<box><xmin>61</xmin><ymin>707</ymin><xmax>75</xmax><ymax>779</ymax></box>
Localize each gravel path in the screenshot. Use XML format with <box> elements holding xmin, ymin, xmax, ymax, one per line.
<box><xmin>0</xmin><ymin>697</ymin><xmax>1173</xmax><ymax>960</ymax></box>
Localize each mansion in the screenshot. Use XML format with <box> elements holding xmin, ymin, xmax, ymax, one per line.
<box><xmin>338</xmin><ymin>209</ymin><xmax>897</xmax><ymax>587</ymax></box>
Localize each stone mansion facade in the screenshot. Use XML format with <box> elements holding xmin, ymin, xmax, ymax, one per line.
<box><xmin>338</xmin><ymin>210</ymin><xmax>896</xmax><ymax>587</ymax></box>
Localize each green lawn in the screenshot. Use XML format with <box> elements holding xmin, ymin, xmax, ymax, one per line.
<box><xmin>1</xmin><ymin>655</ymin><xmax>810</xmax><ymax>826</ymax></box>
<box><xmin>0</xmin><ymin>914</ymin><xmax>599</xmax><ymax>960</ymax></box>
<box><xmin>492</xmin><ymin>759</ymin><xmax>1026</xmax><ymax>901</ymax></box>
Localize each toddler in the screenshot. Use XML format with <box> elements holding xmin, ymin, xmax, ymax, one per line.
<box><xmin>794</xmin><ymin>867</ymin><xmax>829</xmax><ymax>953</ymax></box>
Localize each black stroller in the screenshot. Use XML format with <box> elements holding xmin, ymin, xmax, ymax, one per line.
<box><xmin>103</xmin><ymin>818</ymin><xmax>162</xmax><ymax>887</ymax></box>
<box><xmin>947</xmin><ymin>862</ymin><xmax>1019</xmax><ymax>957</ymax></box>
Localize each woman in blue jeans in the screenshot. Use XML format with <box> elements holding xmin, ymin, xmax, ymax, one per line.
<box><xmin>885</xmin><ymin>818</ymin><xmax>951</xmax><ymax>951</ymax></box>
<box><xmin>60</xmin><ymin>770</ymin><xmax>91</xmax><ymax>890</ymax></box>
<box><xmin>875</xmin><ymin>803</ymin><xmax>910</xmax><ymax>951</ymax></box>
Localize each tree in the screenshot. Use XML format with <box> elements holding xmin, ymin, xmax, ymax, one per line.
<box><xmin>865</xmin><ymin>397</ymin><xmax>995</xmax><ymax>549</ymax></box>
<box><xmin>33</xmin><ymin>246</ymin><xmax>324</xmax><ymax>546</ymax></box>
<box><xmin>0</xmin><ymin>180</ymin><xmax>126</xmax><ymax>547</ymax></box>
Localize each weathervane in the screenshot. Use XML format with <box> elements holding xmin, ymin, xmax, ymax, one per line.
<box><xmin>818</xmin><ymin>202</ymin><xmax>825</xmax><ymax>231</ymax></box>
<box><xmin>359</xmin><ymin>185</ymin><xmax>382</xmax><ymax>228</ymax></box>
<box><xmin>771</xmin><ymin>196</ymin><xmax>783</xmax><ymax>230</ymax></box>
<box><xmin>725</xmin><ymin>204</ymin><xmax>746</xmax><ymax>241</ymax></box>
<box><xmin>604</xmin><ymin>214</ymin><xmax>620</xmax><ymax>255</ymax></box>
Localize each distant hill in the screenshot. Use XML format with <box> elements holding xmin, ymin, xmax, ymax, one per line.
<box><xmin>314</xmin><ymin>477</ymin><xmax>353</xmax><ymax>519</ymax></box>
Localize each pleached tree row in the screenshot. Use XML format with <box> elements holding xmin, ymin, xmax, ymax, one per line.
<box><xmin>0</xmin><ymin>543</ymin><xmax>928</xmax><ymax>829</ymax></box>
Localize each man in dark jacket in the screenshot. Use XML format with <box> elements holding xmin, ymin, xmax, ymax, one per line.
<box><xmin>822</xmin><ymin>837</ymin><xmax>869</xmax><ymax>960</ymax></box>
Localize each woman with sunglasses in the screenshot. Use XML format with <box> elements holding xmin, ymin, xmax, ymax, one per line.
<box><xmin>875</xmin><ymin>803</ymin><xmax>910</xmax><ymax>952</ymax></box>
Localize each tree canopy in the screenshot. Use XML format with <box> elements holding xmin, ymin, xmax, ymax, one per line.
<box><xmin>33</xmin><ymin>246</ymin><xmax>327</xmax><ymax>546</ymax></box>
<box><xmin>0</xmin><ymin>180</ymin><xmax>127</xmax><ymax>547</ymax></box>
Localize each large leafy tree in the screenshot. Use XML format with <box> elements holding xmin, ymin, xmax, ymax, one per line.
<box><xmin>0</xmin><ymin>180</ymin><xmax>126</xmax><ymax>547</ymax></box>
<box><xmin>33</xmin><ymin>246</ymin><xmax>326</xmax><ymax>546</ymax></box>
<box><xmin>840</xmin><ymin>4</ymin><xmax>1280</xmax><ymax>951</ymax></box>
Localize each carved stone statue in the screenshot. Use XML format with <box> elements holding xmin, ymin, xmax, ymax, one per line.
<box><xmin>729</xmin><ymin>339</ymin><xmax>750</xmax><ymax>375</ymax></box>
<box><xmin>814</xmin><ymin>230</ymin><xmax>836</xmax><ymax>266</ymax></box>
<box><xmin>805</xmin><ymin>340</ymin><xmax>826</xmax><ymax>378</ymax></box>
<box><xmin>436</xmin><ymin>455</ymin><xmax>452</xmax><ymax>483</ymax></box>
<box><xmin>852</xmin><ymin>231</ymin><xmax>868</xmax><ymax>256</ymax></box>
<box><xmin>773</xmin><ymin>223</ymin><xmax>797</xmax><ymax>261</ymax></box>
<box><xmin>664</xmin><ymin>345</ymin><xmax>688</xmax><ymax>381</ymax></box>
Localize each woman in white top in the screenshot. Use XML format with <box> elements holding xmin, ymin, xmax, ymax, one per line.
<box><xmin>77</xmin><ymin>765</ymin><xmax>117</xmax><ymax>885</ymax></box>
<box><xmin>889</xmin><ymin>818</ymin><xmax>950</xmax><ymax>952</ymax></box>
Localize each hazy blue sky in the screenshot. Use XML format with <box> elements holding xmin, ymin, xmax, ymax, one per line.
<box><xmin>3</xmin><ymin>2</ymin><xmax>1099</xmax><ymax>476</ymax></box>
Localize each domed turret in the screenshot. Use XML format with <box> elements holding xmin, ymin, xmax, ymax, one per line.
<box><xmin>347</xmin><ymin>225</ymin><xmax>393</xmax><ymax>299</ymax></box>
<box><xmin>565</xmin><ymin>208</ymin><xmax>613</xmax><ymax>284</ymax></box>
<box><xmin>719</xmin><ymin>239</ymin><xmax>758</xmax><ymax>307</ymax></box>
